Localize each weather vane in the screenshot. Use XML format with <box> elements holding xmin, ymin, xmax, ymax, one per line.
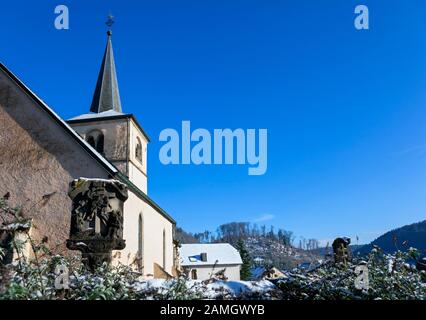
<box><xmin>106</xmin><ymin>14</ymin><xmax>115</xmax><ymax>33</ymax></box>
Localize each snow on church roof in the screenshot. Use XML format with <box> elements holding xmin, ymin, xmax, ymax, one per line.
<box><xmin>180</xmin><ymin>243</ymin><xmax>243</xmax><ymax>266</ymax></box>
<box><xmin>68</xmin><ymin>110</ymin><xmax>127</xmax><ymax>121</ymax></box>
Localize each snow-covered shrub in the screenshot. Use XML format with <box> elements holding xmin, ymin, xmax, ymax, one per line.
<box><xmin>1</xmin><ymin>245</ymin><xmax>425</xmax><ymax>300</ymax></box>
<box><xmin>275</xmin><ymin>246</ymin><xmax>426</xmax><ymax>300</ymax></box>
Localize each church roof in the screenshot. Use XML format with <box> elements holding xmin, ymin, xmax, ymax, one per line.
<box><xmin>68</xmin><ymin>110</ymin><xmax>125</xmax><ymax>120</ymax></box>
<box><xmin>0</xmin><ymin>62</ymin><xmax>174</xmax><ymax>225</ymax></box>
<box><xmin>90</xmin><ymin>31</ymin><xmax>122</xmax><ymax>113</ymax></box>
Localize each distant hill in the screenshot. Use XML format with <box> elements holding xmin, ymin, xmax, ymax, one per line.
<box><xmin>242</xmin><ymin>236</ymin><xmax>322</xmax><ymax>270</ymax></box>
<box><xmin>175</xmin><ymin>227</ymin><xmax>199</xmax><ymax>243</ymax></box>
<box><xmin>355</xmin><ymin>220</ymin><xmax>426</xmax><ymax>255</ymax></box>
<box><xmin>177</xmin><ymin>220</ymin><xmax>426</xmax><ymax>265</ymax></box>
<box><xmin>175</xmin><ymin>222</ymin><xmax>323</xmax><ymax>270</ymax></box>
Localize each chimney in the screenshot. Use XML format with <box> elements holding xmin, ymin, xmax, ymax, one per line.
<box><xmin>200</xmin><ymin>252</ymin><xmax>207</xmax><ymax>262</ymax></box>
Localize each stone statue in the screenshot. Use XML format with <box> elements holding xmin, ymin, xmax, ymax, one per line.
<box><xmin>66</xmin><ymin>178</ymin><xmax>128</xmax><ymax>271</ymax></box>
<box><xmin>332</xmin><ymin>237</ymin><xmax>351</xmax><ymax>265</ymax></box>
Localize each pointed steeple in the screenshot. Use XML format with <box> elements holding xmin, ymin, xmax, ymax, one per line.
<box><xmin>90</xmin><ymin>28</ymin><xmax>122</xmax><ymax>113</ymax></box>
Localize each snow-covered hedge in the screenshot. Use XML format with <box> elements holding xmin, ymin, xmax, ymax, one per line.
<box><xmin>0</xmin><ymin>246</ymin><xmax>425</xmax><ymax>300</ymax></box>
<box><xmin>275</xmin><ymin>247</ymin><xmax>426</xmax><ymax>300</ymax></box>
<box><xmin>0</xmin><ymin>257</ymin><xmax>281</xmax><ymax>300</ymax></box>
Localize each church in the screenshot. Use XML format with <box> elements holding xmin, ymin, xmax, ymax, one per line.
<box><xmin>0</xmin><ymin>29</ymin><xmax>178</xmax><ymax>278</ymax></box>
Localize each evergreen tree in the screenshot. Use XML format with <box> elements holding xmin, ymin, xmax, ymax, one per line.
<box><xmin>236</xmin><ymin>239</ymin><xmax>252</xmax><ymax>280</ymax></box>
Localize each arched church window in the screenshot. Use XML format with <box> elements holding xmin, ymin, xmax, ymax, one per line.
<box><xmin>163</xmin><ymin>229</ymin><xmax>166</xmax><ymax>269</ymax></box>
<box><xmin>138</xmin><ymin>213</ymin><xmax>144</xmax><ymax>272</ymax></box>
<box><xmin>86</xmin><ymin>130</ymin><xmax>104</xmax><ymax>154</ymax></box>
<box><xmin>135</xmin><ymin>137</ymin><xmax>143</xmax><ymax>163</ymax></box>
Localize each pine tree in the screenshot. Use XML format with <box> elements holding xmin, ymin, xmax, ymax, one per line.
<box><xmin>236</xmin><ymin>239</ymin><xmax>252</xmax><ymax>280</ymax></box>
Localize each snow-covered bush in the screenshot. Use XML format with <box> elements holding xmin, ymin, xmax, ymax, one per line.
<box><xmin>275</xmin><ymin>246</ymin><xmax>426</xmax><ymax>300</ymax></box>
<box><xmin>0</xmin><ymin>257</ymin><xmax>281</xmax><ymax>300</ymax></box>
<box><xmin>1</xmin><ymin>244</ymin><xmax>425</xmax><ymax>300</ymax></box>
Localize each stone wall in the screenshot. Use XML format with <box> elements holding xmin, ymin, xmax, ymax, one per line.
<box><xmin>0</xmin><ymin>70</ymin><xmax>111</xmax><ymax>255</ymax></box>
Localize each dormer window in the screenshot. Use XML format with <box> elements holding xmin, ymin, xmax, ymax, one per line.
<box><xmin>135</xmin><ymin>137</ymin><xmax>143</xmax><ymax>163</ymax></box>
<box><xmin>86</xmin><ymin>130</ymin><xmax>104</xmax><ymax>154</ymax></box>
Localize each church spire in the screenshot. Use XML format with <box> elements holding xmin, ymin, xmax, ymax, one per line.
<box><xmin>90</xmin><ymin>15</ymin><xmax>122</xmax><ymax>113</ymax></box>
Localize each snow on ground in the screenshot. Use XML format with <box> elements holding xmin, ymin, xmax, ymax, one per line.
<box><xmin>202</xmin><ymin>280</ymin><xmax>277</xmax><ymax>299</ymax></box>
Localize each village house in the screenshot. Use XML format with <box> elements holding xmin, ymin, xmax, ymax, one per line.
<box><xmin>0</xmin><ymin>30</ymin><xmax>177</xmax><ymax>278</ymax></box>
<box><xmin>180</xmin><ymin>243</ymin><xmax>242</xmax><ymax>281</ymax></box>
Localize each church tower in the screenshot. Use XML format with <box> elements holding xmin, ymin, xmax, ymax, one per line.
<box><xmin>68</xmin><ymin>27</ymin><xmax>149</xmax><ymax>194</ymax></box>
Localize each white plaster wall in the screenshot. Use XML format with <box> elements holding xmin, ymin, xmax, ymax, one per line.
<box><xmin>128</xmin><ymin>162</ymin><xmax>147</xmax><ymax>194</ymax></box>
<box><xmin>128</xmin><ymin>119</ymin><xmax>148</xmax><ymax>193</ymax></box>
<box><xmin>185</xmin><ymin>265</ymin><xmax>241</xmax><ymax>281</ymax></box>
<box><xmin>114</xmin><ymin>190</ymin><xmax>175</xmax><ymax>277</ymax></box>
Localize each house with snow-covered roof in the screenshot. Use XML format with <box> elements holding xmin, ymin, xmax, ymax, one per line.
<box><xmin>180</xmin><ymin>243</ymin><xmax>243</xmax><ymax>281</ymax></box>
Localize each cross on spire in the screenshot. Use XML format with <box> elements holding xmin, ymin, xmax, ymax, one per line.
<box><xmin>106</xmin><ymin>14</ymin><xmax>114</xmax><ymax>36</ymax></box>
<box><xmin>89</xmin><ymin>15</ymin><xmax>122</xmax><ymax>114</ymax></box>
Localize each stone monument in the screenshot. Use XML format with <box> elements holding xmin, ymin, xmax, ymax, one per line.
<box><xmin>66</xmin><ymin>178</ymin><xmax>128</xmax><ymax>271</ymax></box>
<box><xmin>332</xmin><ymin>237</ymin><xmax>351</xmax><ymax>265</ymax></box>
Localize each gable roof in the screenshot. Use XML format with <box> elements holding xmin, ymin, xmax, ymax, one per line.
<box><xmin>180</xmin><ymin>243</ymin><xmax>242</xmax><ymax>266</ymax></box>
<box><xmin>0</xmin><ymin>62</ymin><xmax>174</xmax><ymax>224</ymax></box>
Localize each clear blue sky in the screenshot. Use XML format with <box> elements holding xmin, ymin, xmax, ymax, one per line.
<box><xmin>2</xmin><ymin>1</ymin><xmax>426</xmax><ymax>244</ymax></box>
